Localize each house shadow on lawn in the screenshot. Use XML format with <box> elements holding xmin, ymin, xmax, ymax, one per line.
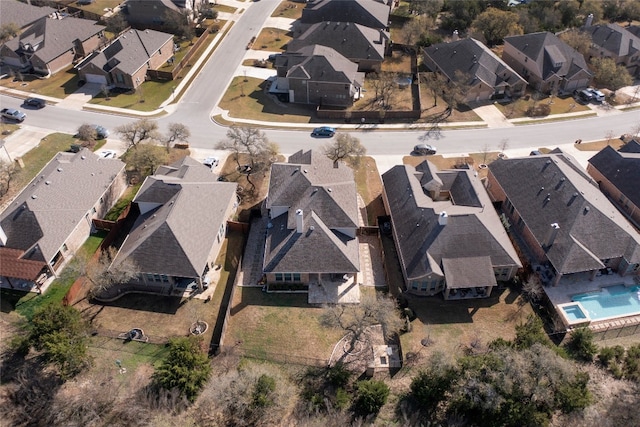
<box><xmin>405</xmin><ymin>287</ymin><xmax>510</xmax><ymax>326</ymax></box>
<box><xmin>91</xmin><ymin>293</ymin><xmax>183</xmax><ymax>315</ymax></box>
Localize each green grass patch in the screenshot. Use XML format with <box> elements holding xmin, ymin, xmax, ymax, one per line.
<box><xmin>512</xmin><ymin>112</ymin><xmax>597</xmax><ymax>125</ymax></box>
<box><xmin>0</xmin><ymin>123</ymin><xmax>20</xmax><ymax>135</ymax></box>
<box><xmin>73</xmin><ymin>0</ymin><xmax>121</xmax><ymax>15</ymax></box>
<box><xmin>219</xmin><ymin>76</ymin><xmax>315</xmax><ymax>123</ymax></box>
<box><xmin>1</xmin><ymin>66</ymin><xmax>80</xmax><ymax>99</ymax></box>
<box><xmin>89</xmin><ymin>337</ymin><xmax>172</xmax><ymax>371</ymax></box>
<box><xmin>104</xmin><ymin>183</ymin><xmax>141</xmax><ymax>221</ymax></box>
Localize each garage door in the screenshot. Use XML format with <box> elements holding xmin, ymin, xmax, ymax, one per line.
<box><xmin>84</xmin><ymin>73</ymin><xmax>107</xmax><ymax>85</ymax></box>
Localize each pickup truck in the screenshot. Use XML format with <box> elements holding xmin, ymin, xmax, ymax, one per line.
<box><xmin>1</xmin><ymin>108</ymin><xmax>26</xmax><ymax>122</ymax></box>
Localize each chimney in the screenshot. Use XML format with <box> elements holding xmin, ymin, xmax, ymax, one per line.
<box><xmin>452</xmin><ymin>30</ymin><xmax>459</xmax><ymax>41</ymax></box>
<box><xmin>438</xmin><ymin>211</ymin><xmax>448</xmax><ymax>226</ymax></box>
<box><xmin>295</xmin><ymin>209</ymin><xmax>303</xmax><ymax>233</ymax></box>
<box><xmin>545</xmin><ymin>223</ymin><xmax>560</xmax><ymax>248</ymax></box>
<box><xmin>585</xmin><ymin>13</ymin><xmax>594</xmax><ymax>28</ymax></box>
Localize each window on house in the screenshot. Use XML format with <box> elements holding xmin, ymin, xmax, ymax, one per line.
<box><xmin>421</xmin><ymin>282</ymin><xmax>427</xmax><ymax>291</ymax></box>
<box><xmin>412</xmin><ymin>283</ymin><xmax>418</xmax><ymax>290</ymax></box>
<box><xmin>161</xmin><ymin>275</ymin><xmax>169</xmax><ymax>282</ymax></box>
<box><xmin>154</xmin><ymin>274</ymin><xmax>161</xmax><ymax>282</ymax></box>
<box><xmin>146</xmin><ymin>273</ymin><xmax>154</xmax><ymax>282</ymax></box>
<box><xmin>293</xmin><ymin>273</ymin><xmax>301</xmax><ymax>281</ymax></box>
<box><xmin>284</xmin><ymin>273</ymin><xmax>293</xmax><ymax>281</ymax></box>
<box><xmin>275</xmin><ymin>273</ymin><xmax>283</xmax><ymax>281</ymax></box>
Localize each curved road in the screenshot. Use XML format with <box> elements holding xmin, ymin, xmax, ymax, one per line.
<box><xmin>1</xmin><ymin>1</ymin><xmax>639</xmax><ymax>157</ymax></box>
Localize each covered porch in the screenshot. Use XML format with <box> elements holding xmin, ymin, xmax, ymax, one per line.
<box><xmin>442</xmin><ymin>256</ymin><xmax>496</xmax><ymax>300</ymax></box>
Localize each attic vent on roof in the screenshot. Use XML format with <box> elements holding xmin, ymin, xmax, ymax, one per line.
<box><xmin>327</xmin><ymin>188</ymin><xmax>332</xmax><ymax>192</ymax></box>
<box><xmin>303</xmin><ymin>169</ymin><xmax>308</xmax><ymax>173</ymax></box>
<box><xmin>31</xmin><ymin>195</ymin><xmax>37</xmax><ymax>199</ymax></box>
<box><xmin>81</xmin><ymin>155</ymin><xmax>86</xmax><ymax>160</ymax></box>
<box><xmin>57</xmin><ymin>167</ymin><xmax>63</xmax><ymax>172</ymax></box>
<box><xmin>45</xmin><ymin>181</ymin><xmax>51</xmax><ymax>185</ymax></box>
<box><xmin>584</xmin><ymin>206</ymin><xmax>590</xmax><ymax>214</ymax></box>
<box><xmin>309</xmin><ymin>226</ymin><xmax>315</xmax><ymax>231</ymax></box>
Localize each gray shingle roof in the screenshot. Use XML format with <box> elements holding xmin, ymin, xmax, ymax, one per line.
<box><xmin>0</xmin><ymin>149</ymin><xmax>125</xmax><ymax>263</ymax></box>
<box><xmin>588</xmin><ymin>145</ymin><xmax>640</xmax><ymax>210</ymax></box>
<box><xmin>4</xmin><ymin>16</ymin><xmax>105</xmax><ymax>64</ymax></box>
<box><xmin>382</xmin><ymin>161</ymin><xmax>521</xmax><ymax>281</ymax></box>
<box><xmin>584</xmin><ymin>23</ymin><xmax>640</xmax><ymax>58</ymax></box>
<box><xmin>0</xmin><ymin>0</ymin><xmax>55</xmax><ymax>29</ymax></box>
<box><xmin>504</xmin><ymin>32</ymin><xmax>591</xmax><ymax>81</ymax></box>
<box><xmin>289</xmin><ymin>21</ymin><xmax>387</xmax><ymax>63</ymax></box>
<box><xmin>79</xmin><ymin>28</ymin><xmax>173</xmax><ymax>75</ymax></box>
<box><xmin>113</xmin><ymin>157</ymin><xmax>237</xmax><ymax>278</ymax></box>
<box><xmin>423</xmin><ymin>38</ymin><xmax>526</xmax><ymax>89</ymax></box>
<box><xmin>301</xmin><ymin>0</ymin><xmax>390</xmax><ymax>29</ymax></box>
<box><xmin>264</xmin><ymin>150</ymin><xmax>359</xmax><ymax>274</ymax></box>
<box><xmin>489</xmin><ymin>153</ymin><xmax>640</xmax><ymax>274</ymax></box>
<box><xmin>442</xmin><ymin>256</ymin><xmax>498</xmax><ymax>289</ymax></box>
<box><xmin>280</xmin><ymin>44</ymin><xmax>364</xmax><ymax>86</ymax></box>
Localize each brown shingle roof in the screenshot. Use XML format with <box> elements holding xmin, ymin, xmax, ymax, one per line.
<box><xmin>0</xmin><ymin>248</ymin><xmax>47</xmax><ymax>281</ymax></box>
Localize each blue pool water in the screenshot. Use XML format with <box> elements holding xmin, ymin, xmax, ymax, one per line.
<box><xmin>562</xmin><ymin>304</ymin><xmax>588</xmax><ymax>322</ymax></box>
<box><xmin>572</xmin><ymin>285</ymin><xmax>640</xmax><ymax>321</ymax></box>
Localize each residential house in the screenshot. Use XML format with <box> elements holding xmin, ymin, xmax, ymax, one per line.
<box><xmin>502</xmin><ymin>32</ymin><xmax>592</xmax><ymax>94</ymax></box>
<box><xmin>583</xmin><ymin>23</ymin><xmax>640</xmax><ymax>77</ymax></box>
<box><xmin>123</xmin><ymin>0</ymin><xmax>204</xmax><ymax>29</ymax></box>
<box><xmin>263</xmin><ymin>150</ymin><xmax>360</xmax><ymax>297</ymax></box>
<box><xmin>0</xmin><ymin>149</ymin><xmax>127</xmax><ymax>291</ymax></box>
<box><xmin>110</xmin><ymin>157</ymin><xmax>238</xmax><ymax>294</ymax></box>
<box><xmin>422</xmin><ymin>38</ymin><xmax>527</xmax><ymax>103</ymax></box>
<box><xmin>382</xmin><ymin>161</ymin><xmax>521</xmax><ymax>300</ymax></box>
<box><xmin>0</xmin><ymin>0</ymin><xmax>55</xmax><ymax>32</ymax></box>
<box><xmin>486</xmin><ymin>152</ymin><xmax>640</xmax><ymax>287</ymax></box>
<box><xmin>0</xmin><ymin>16</ymin><xmax>105</xmax><ymax>75</ymax></box>
<box><xmin>273</xmin><ymin>44</ymin><xmax>364</xmax><ymax>107</ymax></box>
<box><xmin>77</xmin><ymin>28</ymin><xmax>174</xmax><ymax>89</ymax></box>
<box><xmin>289</xmin><ymin>21</ymin><xmax>389</xmax><ymax>72</ymax></box>
<box><xmin>587</xmin><ymin>140</ymin><xmax>640</xmax><ymax>229</ymax></box>
<box><xmin>300</xmin><ymin>0</ymin><xmax>391</xmax><ymax>30</ymax></box>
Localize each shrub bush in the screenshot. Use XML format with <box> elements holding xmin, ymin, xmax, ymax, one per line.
<box><xmin>353</xmin><ymin>380</ymin><xmax>389</xmax><ymax>415</ymax></box>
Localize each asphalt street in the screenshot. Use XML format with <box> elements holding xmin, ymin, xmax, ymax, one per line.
<box><xmin>1</xmin><ymin>0</ymin><xmax>639</xmax><ymax>160</ymax></box>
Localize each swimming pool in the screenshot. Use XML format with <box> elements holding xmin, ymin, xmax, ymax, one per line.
<box><xmin>572</xmin><ymin>285</ymin><xmax>640</xmax><ymax>321</ymax></box>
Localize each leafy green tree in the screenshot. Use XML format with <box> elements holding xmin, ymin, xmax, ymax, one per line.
<box><xmin>353</xmin><ymin>379</ymin><xmax>389</xmax><ymax>415</ymax></box>
<box><xmin>565</xmin><ymin>327</ymin><xmax>597</xmax><ymax>362</ymax></box>
<box><xmin>153</xmin><ymin>336</ymin><xmax>211</xmax><ymax>402</ymax></box>
<box><xmin>471</xmin><ymin>7</ymin><xmax>523</xmax><ymax>46</ymax></box>
<box><xmin>623</xmin><ymin>344</ymin><xmax>640</xmax><ymax>381</ymax></box>
<box><xmin>526</xmin><ymin>0</ymin><xmax>562</xmax><ymax>32</ymax></box>
<box><xmin>441</xmin><ymin>0</ymin><xmax>486</xmax><ymax>32</ymax></box>
<box><xmin>252</xmin><ymin>374</ymin><xmax>276</xmax><ymax>408</ymax></box>
<box><xmin>591</xmin><ymin>57</ymin><xmax>633</xmax><ymax>92</ymax></box>
<box><xmin>513</xmin><ymin>315</ymin><xmax>553</xmax><ymax>350</ymax></box>
<box><xmin>30</xmin><ymin>304</ymin><xmax>91</xmax><ymax>378</ymax></box>
<box><xmin>128</xmin><ymin>143</ymin><xmax>168</xmax><ymax>177</ymax></box>
<box><xmin>410</xmin><ymin>353</ymin><xmax>457</xmax><ymax>416</ymax></box>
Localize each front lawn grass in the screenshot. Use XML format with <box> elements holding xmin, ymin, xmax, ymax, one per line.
<box><xmin>0</xmin><ymin>66</ymin><xmax>80</xmax><ymax>99</ymax></box>
<box><xmin>495</xmin><ymin>94</ymin><xmax>591</xmax><ymax>118</ymax></box>
<box><xmin>271</xmin><ymin>1</ymin><xmax>304</xmax><ymax>19</ymax></box>
<box><xmin>72</xmin><ymin>0</ymin><xmax>121</xmax><ymax>16</ymax></box>
<box><xmin>253</xmin><ymin>27</ymin><xmax>292</xmax><ymax>51</ymax></box>
<box><xmin>212</xmin><ymin>3</ymin><xmax>237</xmax><ymax>13</ymax></box>
<box><xmin>218</xmin><ymin>76</ymin><xmax>316</xmax><ymax>123</ymax></box>
<box><xmin>225</xmin><ymin>287</ymin><xmax>344</xmax><ymax>363</ymax></box>
<box><xmin>574</xmin><ymin>138</ymin><xmax>625</xmax><ymax>151</ymax></box>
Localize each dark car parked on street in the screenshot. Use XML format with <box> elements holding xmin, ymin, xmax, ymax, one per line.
<box><xmin>311</xmin><ymin>126</ymin><xmax>336</xmax><ymax>137</ymax></box>
<box><xmin>23</xmin><ymin>97</ymin><xmax>46</xmax><ymax>109</ymax></box>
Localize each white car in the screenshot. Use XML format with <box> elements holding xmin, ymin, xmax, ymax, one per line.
<box><xmin>203</xmin><ymin>157</ymin><xmax>219</xmax><ymax>168</ymax></box>
<box><xmin>99</xmin><ymin>150</ymin><xmax>117</xmax><ymax>159</ymax></box>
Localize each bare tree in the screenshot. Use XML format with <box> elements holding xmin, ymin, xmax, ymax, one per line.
<box><xmin>399</xmin><ymin>15</ymin><xmax>433</xmax><ymax>46</ymax></box>
<box><xmin>76</xmin><ymin>123</ymin><xmax>97</xmax><ymax>144</ymax></box>
<box><xmin>480</xmin><ymin>143</ymin><xmax>491</xmax><ymax>165</ymax></box>
<box><xmin>498</xmin><ymin>138</ymin><xmax>510</xmax><ymax>155</ymax></box>
<box><xmin>322</xmin><ymin>133</ymin><xmax>366</xmax><ymax>167</ymax></box>
<box><xmin>128</xmin><ymin>143</ymin><xmax>169</xmax><ymax>177</ymax></box>
<box><xmin>215</xmin><ymin>126</ymin><xmax>276</xmax><ymax>191</ymax></box>
<box><xmin>320</xmin><ymin>292</ymin><xmax>403</xmax><ymax>353</ymax></box>
<box><xmin>369</xmin><ymin>72</ymin><xmax>396</xmax><ymax>109</ymax></box>
<box><xmin>0</xmin><ymin>159</ymin><xmax>18</xmax><ymax>199</ymax></box>
<box><xmin>87</xmin><ymin>247</ymin><xmax>137</xmax><ymax>296</ymax></box>
<box><xmin>522</xmin><ymin>276</ymin><xmax>544</xmax><ymax>302</ymax></box>
<box><xmin>164</xmin><ymin>123</ymin><xmax>191</xmax><ymax>151</ymax></box>
<box><xmin>0</xmin><ymin>22</ymin><xmax>20</xmax><ymax>43</ymax></box>
<box><xmin>605</xmin><ymin>130</ymin><xmax>615</xmax><ymax>145</ymax></box>
<box><xmin>629</xmin><ymin>123</ymin><xmax>640</xmax><ymax>138</ymax></box>
<box><xmin>115</xmin><ymin>118</ymin><xmax>160</xmax><ymax>150</ymax></box>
